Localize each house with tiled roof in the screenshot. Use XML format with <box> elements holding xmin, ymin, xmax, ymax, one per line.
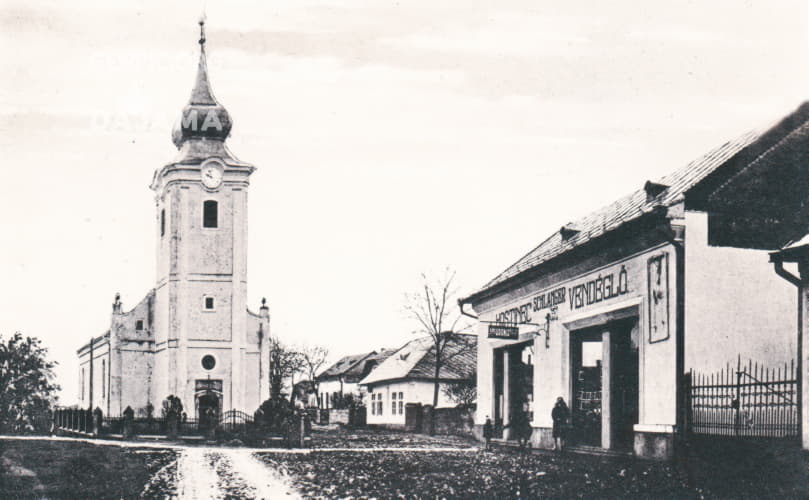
<box><xmin>316</xmin><ymin>349</ymin><xmax>395</xmax><ymax>410</ymax></box>
<box><xmin>359</xmin><ymin>334</ymin><xmax>477</xmax><ymax>427</ymax></box>
<box><xmin>459</xmin><ymin>101</ymin><xmax>809</xmax><ymax>459</ymax></box>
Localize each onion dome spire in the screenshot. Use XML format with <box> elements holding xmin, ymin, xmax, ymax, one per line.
<box><xmin>171</xmin><ymin>18</ymin><xmax>233</xmax><ymax>149</ymax></box>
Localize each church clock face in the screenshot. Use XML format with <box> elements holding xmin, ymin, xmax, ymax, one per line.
<box><xmin>201</xmin><ymin>163</ymin><xmax>223</xmax><ymax>189</ymax></box>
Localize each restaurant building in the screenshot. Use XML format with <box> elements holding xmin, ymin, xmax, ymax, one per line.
<box><xmin>459</xmin><ymin>102</ymin><xmax>809</xmax><ymax>459</ymax></box>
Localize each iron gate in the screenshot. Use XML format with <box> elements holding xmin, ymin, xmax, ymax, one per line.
<box><xmin>685</xmin><ymin>357</ymin><xmax>798</xmax><ymax>439</ymax></box>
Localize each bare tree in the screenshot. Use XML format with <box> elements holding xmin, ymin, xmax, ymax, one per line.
<box><xmin>268</xmin><ymin>336</ymin><xmax>304</xmax><ymax>399</ymax></box>
<box><xmin>300</xmin><ymin>344</ymin><xmax>330</xmax><ymax>395</ymax></box>
<box><xmin>442</xmin><ymin>373</ymin><xmax>477</xmax><ymax>407</ymax></box>
<box><xmin>404</xmin><ymin>268</ymin><xmax>474</xmax><ymax>427</ymax></box>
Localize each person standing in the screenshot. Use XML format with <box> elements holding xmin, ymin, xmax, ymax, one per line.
<box><xmin>506</xmin><ymin>410</ymin><xmax>532</xmax><ymax>450</ymax></box>
<box><xmin>551</xmin><ymin>397</ymin><xmax>570</xmax><ymax>451</ymax></box>
<box><xmin>483</xmin><ymin>416</ymin><xmax>494</xmax><ymax>450</ymax></box>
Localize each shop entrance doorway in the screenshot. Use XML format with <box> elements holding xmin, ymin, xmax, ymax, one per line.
<box><xmin>571</xmin><ymin>331</ymin><xmax>604</xmax><ymax>446</ymax></box>
<box><xmin>570</xmin><ymin>318</ymin><xmax>638</xmax><ymax>450</ymax></box>
<box><xmin>492</xmin><ymin>341</ymin><xmax>534</xmax><ymax>440</ymax></box>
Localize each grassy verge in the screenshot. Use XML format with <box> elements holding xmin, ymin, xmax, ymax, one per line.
<box><xmin>258</xmin><ymin>446</ymin><xmax>809</xmax><ymax>499</ymax></box>
<box><xmin>0</xmin><ymin>439</ymin><xmax>176</xmax><ymax>499</ymax></box>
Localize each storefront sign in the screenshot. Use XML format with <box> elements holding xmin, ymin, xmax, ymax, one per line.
<box><xmin>488</xmin><ymin>324</ymin><xmax>520</xmax><ymax>339</ymax></box>
<box><xmin>568</xmin><ymin>266</ymin><xmax>629</xmax><ymax>310</ymax></box>
<box><xmin>493</xmin><ymin>265</ymin><xmax>631</xmax><ymax>322</ymax></box>
<box><xmin>647</xmin><ymin>253</ymin><xmax>670</xmax><ymax>343</ymax></box>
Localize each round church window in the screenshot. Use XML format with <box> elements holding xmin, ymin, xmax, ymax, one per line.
<box><xmin>202</xmin><ymin>355</ymin><xmax>216</xmax><ymax>370</ymax></box>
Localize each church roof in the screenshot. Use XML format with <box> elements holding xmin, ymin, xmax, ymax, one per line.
<box><xmin>76</xmin><ymin>332</ymin><xmax>109</xmax><ymax>355</ymax></box>
<box><xmin>166</xmin><ymin>19</ymin><xmax>248</xmax><ymax>168</ymax></box>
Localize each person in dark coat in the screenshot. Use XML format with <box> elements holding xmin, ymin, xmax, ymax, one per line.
<box><xmin>506</xmin><ymin>410</ymin><xmax>532</xmax><ymax>450</ymax></box>
<box><xmin>482</xmin><ymin>416</ymin><xmax>494</xmax><ymax>450</ymax></box>
<box><xmin>551</xmin><ymin>396</ymin><xmax>570</xmax><ymax>451</ymax></box>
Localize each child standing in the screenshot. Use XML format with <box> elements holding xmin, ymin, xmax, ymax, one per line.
<box><xmin>483</xmin><ymin>416</ymin><xmax>493</xmax><ymax>450</ymax></box>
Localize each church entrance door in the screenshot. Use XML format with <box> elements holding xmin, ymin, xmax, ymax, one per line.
<box><xmin>195</xmin><ymin>378</ymin><xmax>223</xmax><ymax>431</ymax></box>
<box><xmin>198</xmin><ymin>393</ymin><xmax>220</xmax><ymax>431</ymax></box>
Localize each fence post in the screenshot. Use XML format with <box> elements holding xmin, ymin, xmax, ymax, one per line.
<box><xmin>167</xmin><ymin>413</ymin><xmax>178</xmax><ymax>439</ymax></box>
<box><xmin>123</xmin><ymin>406</ymin><xmax>135</xmax><ymax>438</ymax></box>
<box><xmin>93</xmin><ymin>407</ymin><xmax>103</xmax><ymax>437</ymax></box>
<box><xmin>683</xmin><ymin>371</ymin><xmax>692</xmax><ymax>437</ymax></box>
<box><xmin>299</xmin><ymin>414</ymin><xmax>306</xmax><ymax>448</ymax></box>
<box><xmin>734</xmin><ymin>356</ymin><xmax>742</xmax><ymax>437</ymax></box>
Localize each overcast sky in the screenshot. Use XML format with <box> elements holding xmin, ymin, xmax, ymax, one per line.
<box><xmin>1</xmin><ymin>0</ymin><xmax>807</xmax><ymax>403</ymax></box>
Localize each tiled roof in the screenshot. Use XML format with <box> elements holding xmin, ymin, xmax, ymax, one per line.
<box><xmin>409</xmin><ymin>335</ymin><xmax>477</xmax><ymax>380</ymax></box>
<box><xmin>359</xmin><ymin>334</ymin><xmax>477</xmax><ymax>386</ymax></box>
<box><xmin>317</xmin><ymin>352</ymin><xmax>372</xmax><ymax>380</ymax></box>
<box><xmin>341</xmin><ymin>348</ymin><xmax>396</xmax><ymax>382</ymax></box>
<box><xmin>471</xmin><ymin>129</ymin><xmax>762</xmax><ymax>297</ymax></box>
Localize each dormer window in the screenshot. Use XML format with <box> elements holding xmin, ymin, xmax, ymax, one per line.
<box><xmin>644</xmin><ymin>181</ymin><xmax>669</xmax><ymax>202</ymax></box>
<box><xmin>560</xmin><ymin>223</ymin><xmax>580</xmax><ymax>240</ymax></box>
<box><xmin>203</xmin><ymin>200</ymin><xmax>218</xmax><ymax>228</ymax></box>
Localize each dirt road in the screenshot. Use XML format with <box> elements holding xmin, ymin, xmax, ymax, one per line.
<box><xmin>143</xmin><ymin>447</ymin><xmax>300</xmax><ymax>499</ymax></box>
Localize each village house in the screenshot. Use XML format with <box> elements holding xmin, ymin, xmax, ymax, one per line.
<box><xmin>360</xmin><ymin>335</ymin><xmax>477</xmax><ymax>428</ymax></box>
<box><xmin>459</xmin><ymin>102</ymin><xmax>809</xmax><ymax>459</ymax></box>
<box><xmin>316</xmin><ymin>349</ymin><xmax>395</xmax><ymax>410</ymax></box>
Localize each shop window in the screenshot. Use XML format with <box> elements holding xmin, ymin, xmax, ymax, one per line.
<box><xmin>581</xmin><ymin>341</ymin><xmax>603</xmax><ymax>367</ymax></box>
<box><xmin>203</xmin><ymin>200</ymin><xmax>218</xmax><ymax>228</ymax></box>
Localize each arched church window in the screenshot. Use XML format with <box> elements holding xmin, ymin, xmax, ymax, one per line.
<box><xmin>203</xmin><ymin>200</ymin><xmax>218</xmax><ymax>228</ymax></box>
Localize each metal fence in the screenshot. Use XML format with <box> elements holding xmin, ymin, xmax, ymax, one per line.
<box><xmin>686</xmin><ymin>357</ymin><xmax>799</xmax><ymax>439</ymax></box>
<box><xmin>218</xmin><ymin>410</ymin><xmax>253</xmax><ymax>433</ymax></box>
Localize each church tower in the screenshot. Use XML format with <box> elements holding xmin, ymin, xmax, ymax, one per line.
<box><xmin>148</xmin><ymin>19</ymin><xmax>269</xmax><ymax>416</ymax></box>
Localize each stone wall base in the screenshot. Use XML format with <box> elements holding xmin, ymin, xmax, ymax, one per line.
<box><xmin>368</xmin><ymin>423</ymin><xmax>406</xmax><ymax>431</ymax></box>
<box><xmin>634</xmin><ymin>430</ymin><xmax>674</xmax><ymax>460</ymax></box>
<box><xmin>530</xmin><ymin>426</ymin><xmax>554</xmax><ymax>449</ymax></box>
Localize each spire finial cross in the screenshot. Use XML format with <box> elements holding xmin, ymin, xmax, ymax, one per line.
<box><xmin>198</xmin><ymin>13</ymin><xmax>207</xmax><ymax>46</ymax></box>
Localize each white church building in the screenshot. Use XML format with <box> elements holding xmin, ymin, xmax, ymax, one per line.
<box><xmin>77</xmin><ymin>21</ymin><xmax>270</xmax><ymax>419</ymax></box>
